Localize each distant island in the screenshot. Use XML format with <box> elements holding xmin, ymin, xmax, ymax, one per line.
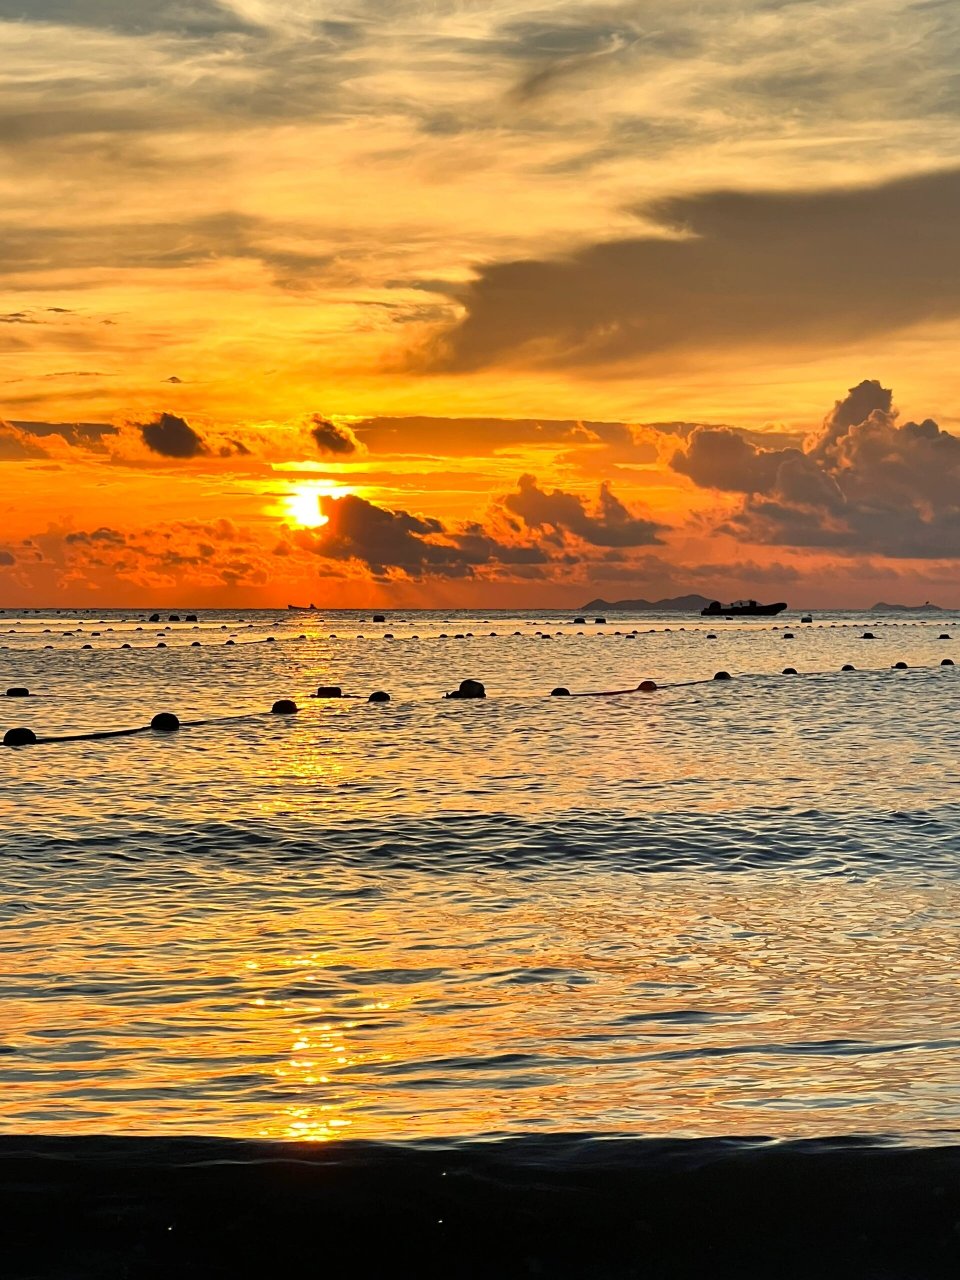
<box><xmin>871</xmin><ymin>601</ymin><xmax>943</xmax><ymax>611</ymax></box>
<box><xmin>581</xmin><ymin>594</ymin><xmax>712</xmax><ymax>611</ymax></box>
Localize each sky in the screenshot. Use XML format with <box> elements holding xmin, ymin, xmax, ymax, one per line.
<box><xmin>3</xmin><ymin>0</ymin><xmax>960</xmax><ymax>608</ymax></box>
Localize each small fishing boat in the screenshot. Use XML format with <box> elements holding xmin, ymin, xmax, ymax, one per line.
<box><xmin>700</xmin><ymin>599</ymin><xmax>787</xmax><ymax>617</ymax></box>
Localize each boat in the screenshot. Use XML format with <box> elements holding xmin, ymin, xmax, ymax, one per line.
<box><xmin>700</xmin><ymin>599</ymin><xmax>787</xmax><ymax>617</ymax></box>
<box><xmin>286</xmin><ymin>602</ymin><xmax>318</xmax><ymax>610</ymax></box>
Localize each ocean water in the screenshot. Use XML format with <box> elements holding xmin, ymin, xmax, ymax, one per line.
<box><xmin>3</xmin><ymin>606</ymin><xmax>960</xmax><ymax>1153</ymax></box>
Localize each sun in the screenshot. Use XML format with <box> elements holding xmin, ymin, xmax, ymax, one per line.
<box><xmin>283</xmin><ymin>483</ymin><xmax>335</xmax><ymax>528</ymax></box>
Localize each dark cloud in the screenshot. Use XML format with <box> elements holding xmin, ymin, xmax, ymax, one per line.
<box><xmin>503</xmin><ymin>474</ymin><xmax>665</xmax><ymax>547</ymax></box>
<box><xmin>298</xmin><ymin>492</ymin><xmax>548</xmax><ymax>580</ymax></box>
<box><xmin>0</xmin><ymin>1</ymin><xmax>260</xmax><ymax>37</ymax></box>
<box><xmin>139</xmin><ymin>412</ymin><xmax>208</xmax><ymax>459</ymax></box>
<box><xmin>309</xmin><ymin>416</ymin><xmax>362</xmax><ymax>456</ymax></box>
<box><xmin>418</xmin><ymin>169</ymin><xmax>960</xmax><ymax>371</ymax></box>
<box><xmin>673</xmin><ymin>380</ymin><xmax>960</xmax><ymax>558</ymax></box>
<box><xmin>12</xmin><ymin>420</ymin><xmax>119</xmax><ymax>449</ymax></box>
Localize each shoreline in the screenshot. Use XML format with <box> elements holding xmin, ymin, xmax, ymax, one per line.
<box><xmin>3</xmin><ymin>1133</ymin><xmax>960</xmax><ymax>1278</ymax></box>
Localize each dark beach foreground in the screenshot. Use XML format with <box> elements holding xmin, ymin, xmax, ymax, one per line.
<box><xmin>3</xmin><ymin>1134</ymin><xmax>960</xmax><ymax>1279</ymax></box>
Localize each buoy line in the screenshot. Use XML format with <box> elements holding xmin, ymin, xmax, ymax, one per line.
<box><xmin>2</xmin><ymin>660</ymin><xmax>955</xmax><ymax>748</ymax></box>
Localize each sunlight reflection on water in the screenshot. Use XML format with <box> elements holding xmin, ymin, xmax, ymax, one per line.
<box><xmin>2</xmin><ymin>608</ymin><xmax>960</xmax><ymax>1141</ymax></box>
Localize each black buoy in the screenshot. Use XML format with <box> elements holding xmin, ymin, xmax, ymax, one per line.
<box><xmin>168</xmin><ymin>614</ymin><xmax>180</xmax><ymax>622</ymax></box>
<box><xmin>384</xmin><ymin>633</ymin><xmax>394</xmax><ymax>639</ymax></box>
<box><xmin>594</xmin><ymin>617</ymin><xmax>606</xmax><ymax>624</ymax></box>
<box><xmin>191</xmin><ymin>641</ymin><xmax>201</xmax><ymax>647</ymax></box>
<box><xmin>149</xmin><ymin>613</ymin><xmax>160</xmax><ymax>622</ymax></box>
<box><xmin>373</xmin><ymin>614</ymin><xmax>386</xmax><ymax>623</ymax></box>
<box><xmin>368</xmin><ymin>690</ymin><xmax>390</xmax><ymax>703</ymax></box>
<box><xmin>225</xmin><ymin>639</ymin><xmax>235</xmax><ymax>645</ymax></box>
<box><xmin>573</xmin><ymin>617</ymin><xmax>586</xmax><ymax>625</ymax></box>
<box><xmin>5</xmin><ymin>687</ymin><xmax>29</xmax><ymax>697</ymax></box>
<box><xmin>447</xmin><ymin>679</ymin><xmax>486</xmax><ymax>699</ymax></box>
<box><xmin>942</xmin><ymin>658</ymin><xmax>955</xmax><ymax>667</ymax></box>
<box><xmin>893</xmin><ymin>661</ymin><xmax>908</xmax><ymax>669</ymax></box>
<box><xmin>939</xmin><ymin>634</ymin><xmax>951</xmax><ymax>640</ymax></box>
<box><xmin>801</xmin><ymin>615</ymin><xmax>813</xmax><ymax>623</ymax></box>
<box><xmin>121</xmin><ymin>643</ymin><xmax>131</xmax><ymax>649</ymax></box>
<box><xmin>714</xmin><ymin>671</ymin><xmax>732</xmax><ymax>681</ymax></box>
<box><xmin>842</xmin><ymin>664</ymin><xmax>856</xmax><ymax>671</ymax></box>
<box><xmin>266</xmin><ymin>636</ymin><xmax>276</xmax><ymax>643</ymax></box>
<box><xmin>271</xmin><ymin>699</ymin><xmax>298</xmax><ymax>715</ymax></box>
<box><xmin>185</xmin><ymin>614</ymin><xmax>198</xmax><ymax>623</ymax></box>
<box><xmin>707</xmin><ymin>633</ymin><xmax>717</xmax><ymax>640</ymax></box>
<box><xmin>638</xmin><ymin>680</ymin><xmax>658</xmax><ymax>692</ymax></box>
<box><xmin>150</xmin><ymin>712</ymin><xmax>180</xmax><ymax>732</ymax></box>
<box><xmin>82</xmin><ymin>643</ymin><xmax>92</xmax><ymax>649</ymax></box>
<box><xmin>157</xmin><ymin>642</ymin><xmax>166</xmax><ymax>648</ymax></box>
<box><xmin>782</xmin><ymin>667</ymin><xmax>797</xmax><ymax>675</ymax></box>
<box><xmin>783</xmin><ymin>632</ymin><xmax>794</xmax><ymax>640</ymax></box>
<box><xmin>551</xmin><ymin>687</ymin><xmax>571</xmax><ymax>696</ymax></box>
<box><xmin>862</xmin><ymin>632</ymin><xmax>875</xmax><ymax>640</ymax></box>
<box><xmin>3</xmin><ymin>726</ymin><xmax>36</xmax><ymax>747</ymax></box>
<box><xmin>315</xmin><ymin>686</ymin><xmax>342</xmax><ymax>698</ymax></box>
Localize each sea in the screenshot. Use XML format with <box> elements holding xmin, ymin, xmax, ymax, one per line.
<box><xmin>3</xmin><ymin>606</ymin><xmax>960</xmax><ymax>1277</ymax></box>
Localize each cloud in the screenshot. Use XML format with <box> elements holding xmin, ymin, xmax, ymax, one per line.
<box><xmin>673</xmin><ymin>379</ymin><xmax>960</xmax><ymax>557</ymax></box>
<box><xmin>139</xmin><ymin>412</ymin><xmax>209</xmax><ymax>459</ymax></box>
<box><xmin>309</xmin><ymin>415</ymin><xmax>362</xmax><ymax>456</ymax></box>
<box><xmin>417</xmin><ymin>168</ymin><xmax>960</xmax><ymax>371</ymax></box>
<box><xmin>296</xmin><ymin>492</ymin><xmax>547</xmax><ymax>580</ymax></box>
<box><xmin>502</xmin><ymin>473</ymin><xmax>665</xmax><ymax>546</ymax></box>
<box><xmin>0</xmin><ymin>0</ymin><xmax>260</xmax><ymax>37</ymax></box>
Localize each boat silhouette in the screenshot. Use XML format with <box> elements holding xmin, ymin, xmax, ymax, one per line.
<box><xmin>701</xmin><ymin>599</ymin><xmax>787</xmax><ymax>617</ymax></box>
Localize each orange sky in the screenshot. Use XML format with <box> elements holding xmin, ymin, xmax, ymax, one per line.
<box><xmin>4</xmin><ymin>1</ymin><xmax>960</xmax><ymax>607</ymax></box>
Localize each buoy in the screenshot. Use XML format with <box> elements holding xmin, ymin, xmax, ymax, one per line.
<box><xmin>191</xmin><ymin>641</ymin><xmax>201</xmax><ymax>647</ymax></box>
<box><xmin>373</xmin><ymin>614</ymin><xmax>385</xmax><ymax>623</ymax></box>
<box><xmin>5</xmin><ymin>687</ymin><xmax>29</xmax><ymax>697</ymax></box>
<box><xmin>862</xmin><ymin>632</ymin><xmax>875</xmax><ymax>640</ymax></box>
<box><xmin>384</xmin><ymin>633</ymin><xmax>394</xmax><ymax>639</ymax></box>
<box><xmin>368</xmin><ymin>690</ymin><xmax>390</xmax><ymax>703</ymax></box>
<box><xmin>782</xmin><ymin>667</ymin><xmax>797</xmax><ymax>675</ymax></box>
<box><xmin>271</xmin><ymin>699</ymin><xmax>298</xmax><ymax>715</ymax></box>
<box><xmin>121</xmin><ymin>643</ymin><xmax>131</xmax><ymax>649</ymax></box>
<box><xmin>447</xmin><ymin>679</ymin><xmax>486</xmax><ymax>699</ymax></box>
<box><xmin>185</xmin><ymin>614</ymin><xmax>198</xmax><ymax>622</ymax></box>
<box><xmin>225</xmin><ymin>639</ymin><xmax>235</xmax><ymax>645</ymax></box>
<box><xmin>82</xmin><ymin>643</ymin><xmax>92</xmax><ymax>649</ymax></box>
<box><xmin>168</xmin><ymin>614</ymin><xmax>180</xmax><ymax>622</ymax></box>
<box><xmin>573</xmin><ymin>617</ymin><xmax>586</xmax><ymax>624</ymax></box>
<box><xmin>150</xmin><ymin>712</ymin><xmax>180</xmax><ymax>732</ymax></box>
<box><xmin>551</xmin><ymin>687</ymin><xmax>570</xmax><ymax>696</ymax></box>
<box><xmin>149</xmin><ymin>613</ymin><xmax>160</xmax><ymax>623</ymax></box>
<box><xmin>157</xmin><ymin>642</ymin><xmax>166</xmax><ymax>648</ymax></box>
<box><xmin>3</xmin><ymin>726</ymin><xmax>36</xmax><ymax>747</ymax></box>
<box><xmin>893</xmin><ymin>661</ymin><xmax>908</xmax><ymax>669</ymax></box>
<box><xmin>801</xmin><ymin>615</ymin><xmax>813</xmax><ymax>623</ymax></box>
<box><xmin>939</xmin><ymin>634</ymin><xmax>951</xmax><ymax>640</ymax></box>
<box><xmin>266</xmin><ymin>636</ymin><xmax>276</xmax><ymax>643</ymax></box>
<box><xmin>783</xmin><ymin>633</ymin><xmax>795</xmax><ymax>640</ymax></box>
<box><xmin>638</xmin><ymin>680</ymin><xmax>657</xmax><ymax>692</ymax></box>
<box><xmin>841</xmin><ymin>664</ymin><xmax>855</xmax><ymax>671</ymax></box>
<box><xmin>942</xmin><ymin>658</ymin><xmax>955</xmax><ymax>667</ymax></box>
<box><xmin>714</xmin><ymin>671</ymin><xmax>732</xmax><ymax>681</ymax></box>
<box><xmin>594</xmin><ymin>617</ymin><xmax>606</xmax><ymax>624</ymax></box>
<box><xmin>315</xmin><ymin>686</ymin><xmax>342</xmax><ymax>698</ymax></box>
